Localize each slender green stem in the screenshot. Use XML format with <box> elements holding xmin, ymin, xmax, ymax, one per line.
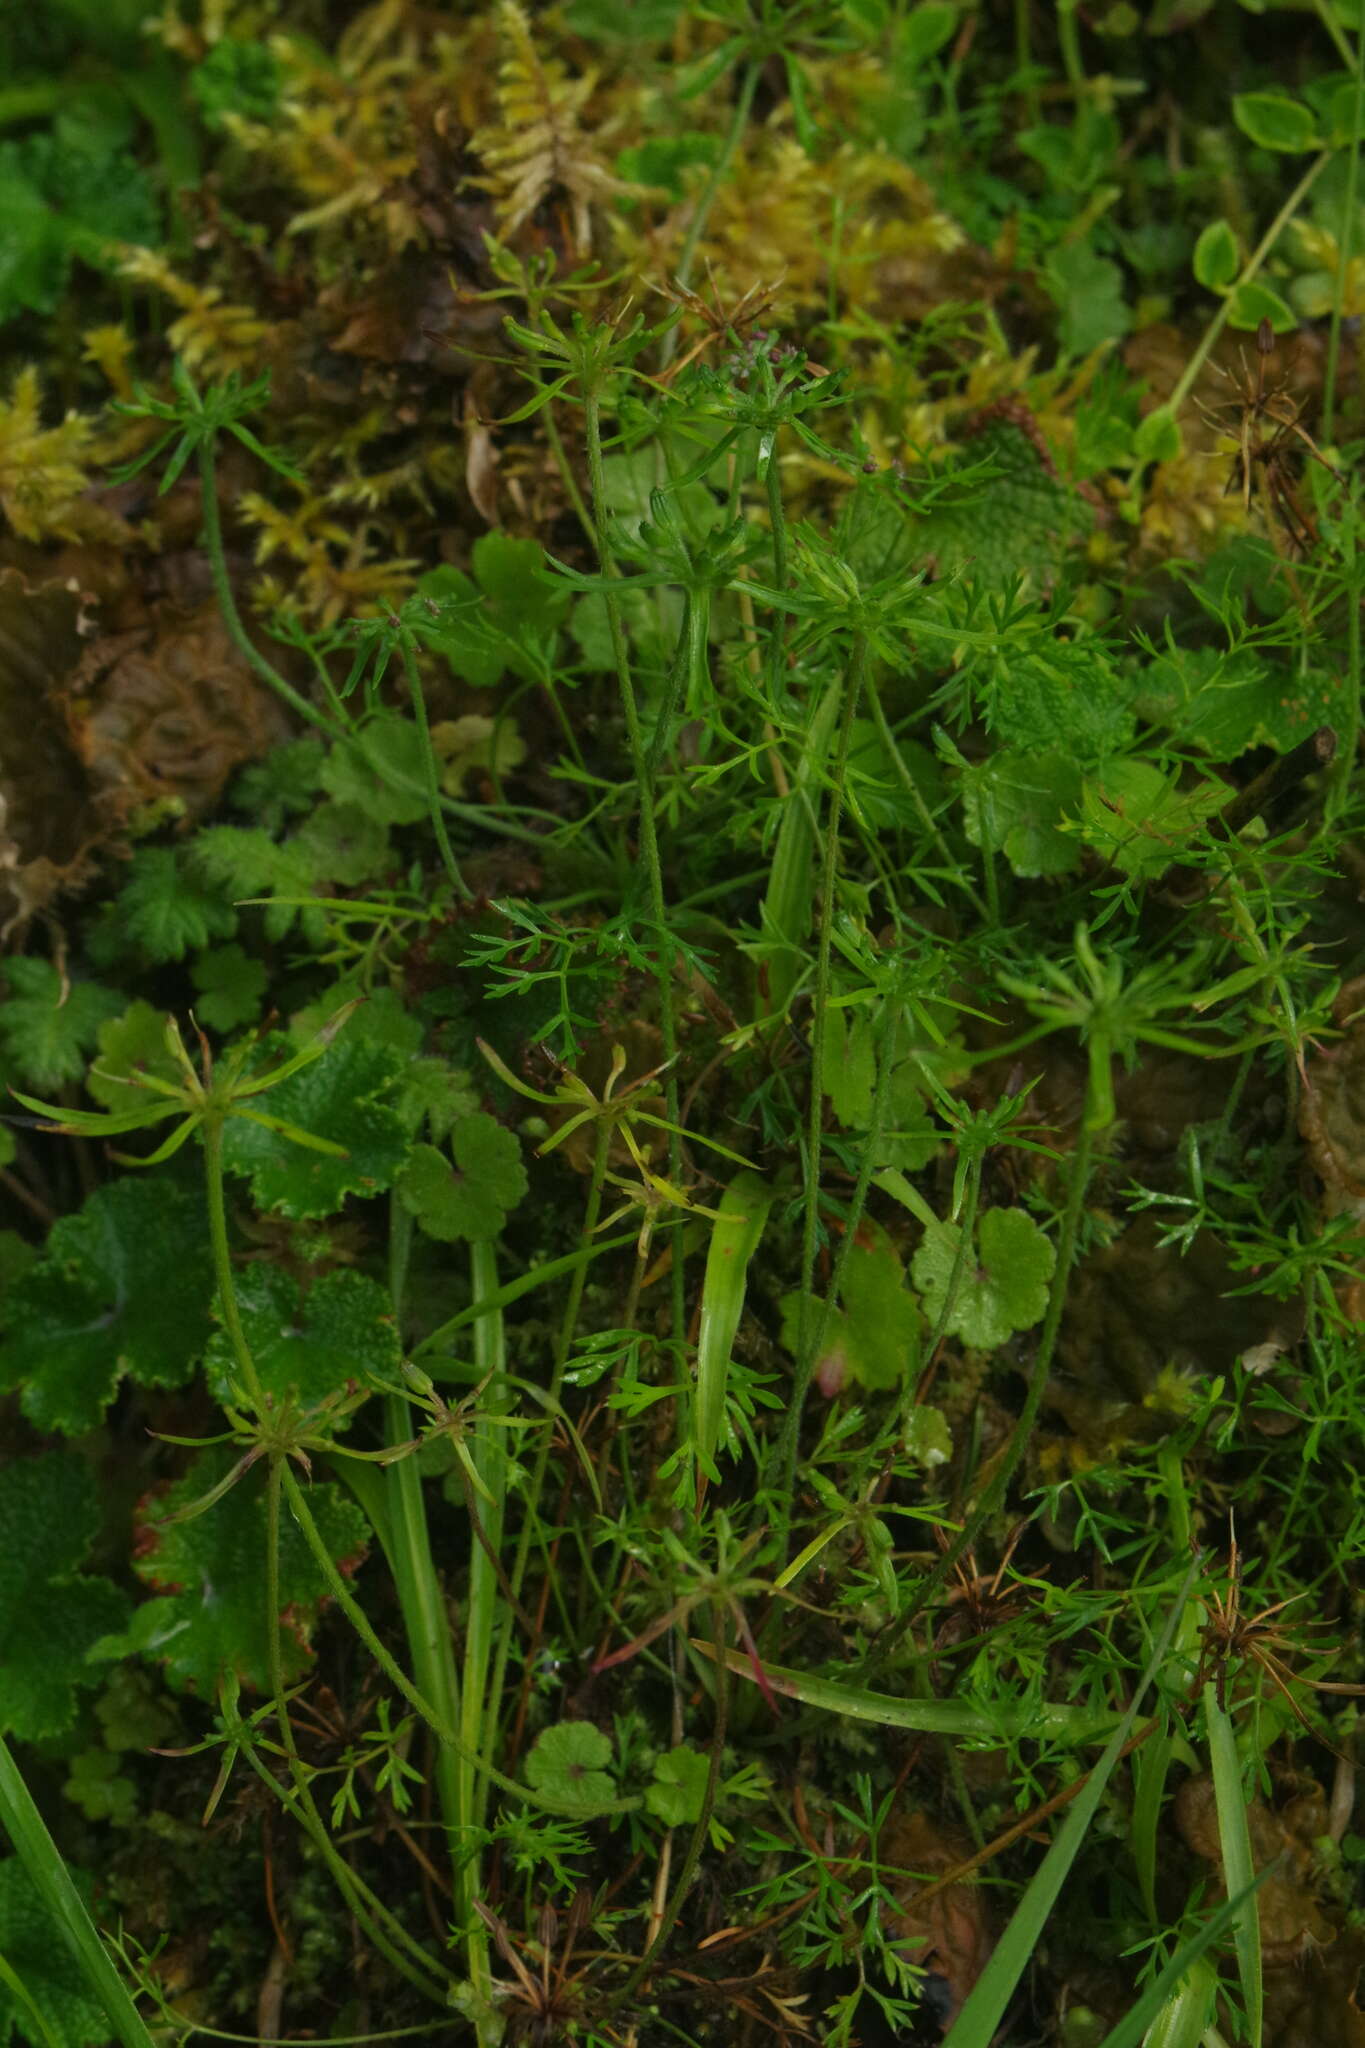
<box><xmin>768</xmin><ymin>981</ymin><xmax>896</xmax><ymax>1511</ymax></box>
<box><xmin>263</xmin><ymin>1465</ymin><xmax>451</xmax><ymax>2001</ymax></box>
<box><xmin>455</xmin><ymin>1238</ymin><xmax>508</xmax><ymax>2031</ymax></box>
<box><xmin>199</xmin><ymin>442</ymin><xmax>342</xmax><ymax>740</ymax></box>
<box><xmin>1168</xmin><ymin>153</ymin><xmax>1330</xmax><ymax>423</ymax></box>
<box><xmin>201</xmin><ymin>1116</ymin><xmax>266</xmax><ymax>1417</ymax></box>
<box><xmin>582</xmin><ymin>384</ymin><xmax>685</xmax><ymax>1337</ymax></box>
<box><xmin>865</xmin><ymin>674</ymin><xmax>988</xmax><ymax>919</ymax></box>
<box><xmin>658</xmin><ymin>60</ymin><xmax>762</xmax><ymax>371</ymax></box>
<box><xmin>1329</xmin><ymin>495</ymin><xmax>1363</xmax><ymax>819</ymax></box>
<box><xmin>775</xmin><ymin>632</ymin><xmax>868</xmax><ymax>1500</ymax></box>
<box><xmin>397</xmin><ymin>627</ymin><xmax>471</xmax><ymax>900</ymax></box>
<box><xmin>764</xmin><ymin>456</ymin><xmax>791</xmax><ymax>708</ymax></box>
<box><xmin>613</xmin><ymin>1600</ymin><xmax>730</xmax><ymax>2005</ymax></box>
<box><xmin>863</xmin><ymin>1115</ymin><xmax>1097</xmax><ymax>1673</ymax></box>
<box><xmin>284</xmin><ymin>1462</ymin><xmax>620</xmax><ymax>1814</ymax></box>
<box><xmin>1323</xmin><ymin>15</ymin><xmax>1365</xmax><ymax>439</ymax></box>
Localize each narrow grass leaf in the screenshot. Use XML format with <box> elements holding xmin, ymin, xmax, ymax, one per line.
<box><xmin>1130</xmin><ymin>1715</ymin><xmax>1174</xmax><ymax>1924</ymax></box>
<box><xmin>1205</xmin><ymin>1680</ymin><xmax>1262</xmax><ymax>2048</ymax></box>
<box><xmin>0</xmin><ymin>1735</ymin><xmax>157</xmax><ymax>2048</ymax></box>
<box><xmin>941</xmin><ymin>1561</ymin><xmax>1199</xmax><ymax>2048</ymax></box>
<box><xmin>694</xmin><ymin>1170</ymin><xmax>773</xmax><ymax>1473</ymax></box>
<box><xmin>1094</xmin><ymin>1869</ymin><xmax>1275</xmax><ymax>2048</ymax></box>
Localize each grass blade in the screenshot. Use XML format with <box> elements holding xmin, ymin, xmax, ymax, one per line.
<box><xmin>1205</xmin><ymin>1680</ymin><xmax>1262</xmax><ymax>2048</ymax></box>
<box><xmin>0</xmin><ymin>1734</ymin><xmax>157</xmax><ymax>2048</ymax></box>
<box><xmin>694</xmin><ymin>1170</ymin><xmax>773</xmax><ymax>1475</ymax></box>
<box><xmin>941</xmin><ymin>1561</ymin><xmax>1199</xmax><ymax>2048</ymax></box>
<box><xmin>1095</xmin><ymin>1868</ymin><xmax>1275</xmax><ymax>2048</ymax></box>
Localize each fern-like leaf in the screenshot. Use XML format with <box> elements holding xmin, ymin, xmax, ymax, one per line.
<box><xmin>471</xmin><ymin>1</ymin><xmax>641</xmax><ymax>252</ymax></box>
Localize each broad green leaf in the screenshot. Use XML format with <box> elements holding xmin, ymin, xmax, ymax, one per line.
<box><xmin>103</xmin><ymin>846</ymin><xmax>237</xmax><ymax>963</ymax></box>
<box><xmin>0</xmin><ymin>1179</ymin><xmax>213</xmax><ymax>1435</ymax></box>
<box><xmin>780</xmin><ymin>1225</ymin><xmax>920</xmax><ymax>1392</ymax></box>
<box><xmin>319</xmin><ymin>714</ymin><xmax>432</xmax><ymax>825</ymax></box>
<box><xmin>895</xmin><ymin>0</ymin><xmax>957</xmax><ymax>68</ymax></box>
<box><xmin>131</xmin><ymin>1455</ymin><xmax>369</xmax><ymax>1695</ymax></box>
<box><xmin>204</xmin><ymin>1267</ymin><xmax>400</xmax><ymax>1409</ymax></box>
<box><xmin>984</xmin><ymin>649</ymin><xmax>1136</xmax><ymax>764</ymax></box>
<box><xmin>1233</xmin><ymin>91</ymin><xmax>1320</xmax><ymax>151</ymax></box>
<box><xmin>1193</xmin><ymin>218</ymin><xmax>1239</xmax><ymax>291</ymax></box>
<box><xmin>220</xmin><ymin>1036</ymin><xmax>410</xmax><ymax>1218</ymax></box>
<box><xmin>289</xmin><ymin>800</ymin><xmax>389</xmax><ymax>887</ymax></box>
<box><xmin>397</xmin><ymin>1112</ymin><xmax>528</xmax><ymax>1243</ymax></box>
<box><xmin>0</xmin><ymin>1861</ymin><xmax>110</xmax><ymax>2048</ymax></box>
<box><xmin>820</xmin><ymin>1005</ymin><xmax>876</xmax><ymax>1125</ymax></box>
<box><xmin>1225</xmin><ymin>279</ymin><xmax>1297</xmax><ymax>332</ymax></box>
<box><xmin>0</xmin><ymin>1455</ymin><xmax>127</xmax><ymax>1742</ymax></box>
<box><xmin>1077</xmin><ymin>760</ymin><xmax>1225</xmax><ymax>879</ymax></box>
<box><xmin>523</xmin><ymin>1721</ymin><xmax>617</xmax><ymax>1812</ymax></box>
<box><xmin>1135</xmin><ymin>643</ymin><xmax>1345</xmax><ymax>756</ymax></box>
<box><xmin>1134</xmin><ymin>406</ymin><xmax>1182</xmax><ymax>463</ymax></box>
<box><xmin>959</xmin><ymin>749</ymin><xmax>1084</xmax><ymax>879</ymax></box>
<box><xmin>912</xmin><ymin>1206</ymin><xmax>1056</xmax><ymax>1350</ymax></box>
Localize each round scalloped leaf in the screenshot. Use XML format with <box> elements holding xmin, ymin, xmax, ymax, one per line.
<box><xmin>133</xmin><ymin>1452</ymin><xmax>369</xmax><ymax>1695</ymax></box>
<box><xmin>524</xmin><ymin>1721</ymin><xmax>617</xmax><ymax>1811</ymax></box>
<box><xmin>0</xmin><ymin>1178</ymin><xmax>213</xmax><ymax>1435</ymax></box>
<box><xmin>912</xmin><ymin>1206</ymin><xmax>1056</xmax><ymax>1351</ymax></box>
<box><xmin>204</xmin><ymin>1266</ymin><xmax>401</xmax><ymax>1408</ymax></box>
<box><xmin>0</xmin><ymin>1453</ymin><xmax>128</xmax><ymax>1741</ymax></box>
<box><xmin>0</xmin><ymin>1859</ymin><xmax>110</xmax><ymax>2048</ymax></box>
<box><xmin>960</xmin><ymin>749</ymin><xmax>1084</xmax><ymax>879</ymax></box>
<box><xmin>397</xmin><ymin>1112</ymin><xmax>528</xmax><ymax>1243</ymax></box>
<box><xmin>220</xmin><ymin>1036</ymin><xmax>410</xmax><ymax>1218</ymax></box>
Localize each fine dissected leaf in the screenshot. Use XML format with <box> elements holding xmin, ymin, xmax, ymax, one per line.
<box><xmin>0</xmin><ymin>1178</ymin><xmax>214</xmax><ymax>1435</ymax></box>
<box><xmin>0</xmin><ymin>1454</ymin><xmax>128</xmax><ymax>1742</ymax></box>
<box><xmin>220</xmin><ymin>1036</ymin><xmax>410</xmax><ymax>1218</ymax></box>
<box><xmin>397</xmin><ymin>1112</ymin><xmax>528</xmax><ymax>1242</ymax></box>
<box><xmin>131</xmin><ymin>1454</ymin><xmax>370</xmax><ymax>1695</ymax></box>
<box><xmin>781</xmin><ymin>1225</ymin><xmax>921</xmax><ymax>1393</ymax></box>
<box><xmin>524</xmin><ymin>1722</ymin><xmax>617</xmax><ymax>1812</ymax></box>
<box><xmin>204</xmin><ymin>1267</ymin><xmax>401</xmax><ymax>1409</ymax></box>
<box><xmin>0</xmin><ymin>1860</ymin><xmax>111</xmax><ymax>2048</ymax></box>
<box><xmin>912</xmin><ymin>1205</ymin><xmax>1056</xmax><ymax>1350</ymax></box>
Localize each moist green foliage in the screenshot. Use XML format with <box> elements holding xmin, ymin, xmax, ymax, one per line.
<box><xmin>0</xmin><ymin>1178</ymin><xmax>213</xmax><ymax>1434</ymax></box>
<box><xmin>0</xmin><ymin>961</ymin><xmax>121</xmax><ymax>1093</ymax></box>
<box><xmin>203</xmin><ymin>1267</ymin><xmax>401</xmax><ymax>1408</ymax></box>
<box><xmin>219</xmin><ymin>1037</ymin><xmax>410</xmax><ymax>1217</ymax></box>
<box><xmin>131</xmin><ymin>1455</ymin><xmax>369</xmax><ymax>1695</ymax></box>
<box><xmin>0</xmin><ymin>1454</ymin><xmax>128</xmax><ymax>1741</ymax></box>
<box><xmin>397</xmin><ymin>1112</ymin><xmax>529</xmax><ymax>1243</ymax></box>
